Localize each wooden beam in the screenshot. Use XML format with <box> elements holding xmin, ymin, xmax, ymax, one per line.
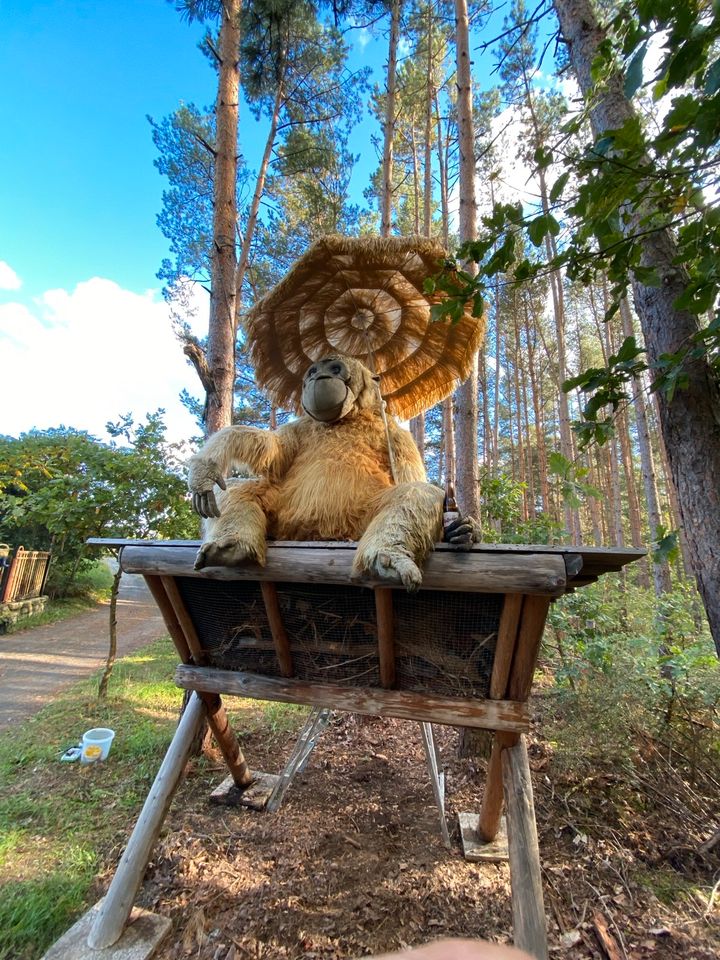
<box><xmin>202</xmin><ymin>693</ymin><xmax>253</xmax><ymax>788</ymax></box>
<box><xmin>147</xmin><ymin>576</ymin><xmax>253</xmax><ymax>790</ymax></box>
<box><xmin>143</xmin><ymin>575</ymin><xmax>191</xmax><ymax>664</ymax></box>
<box><xmin>489</xmin><ymin>594</ymin><xmax>523</xmax><ymax>699</ymax></box>
<box><xmin>375</xmin><ymin>587</ymin><xmax>395</xmax><ymax>688</ymax></box>
<box><xmin>160</xmin><ymin>575</ymin><xmax>206</xmax><ymax>664</ymax></box>
<box><xmin>260</xmin><ymin>581</ymin><xmax>293</xmax><ymax>677</ymax></box>
<box><xmin>502</xmin><ymin>736</ymin><xmax>548</xmax><ymax>960</ymax></box>
<box><xmin>508</xmin><ymin>594</ymin><xmax>551</xmax><ymax>702</ymax></box>
<box><xmin>478</xmin><ymin>734</ymin><xmax>505</xmax><ymax>842</ymax></box>
<box><xmin>175</xmin><ymin>665</ymin><xmax>529</xmax><ymax>732</ymax></box>
<box><xmin>121</xmin><ymin>545</ymin><xmax>567</xmax><ymax>596</ymax></box>
<box><xmin>87</xmin><ymin>692</ymin><xmax>207</xmax><ymax>949</ymax></box>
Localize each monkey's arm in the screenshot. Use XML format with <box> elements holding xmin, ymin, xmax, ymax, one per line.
<box><xmin>389</xmin><ymin>422</ymin><xmax>427</xmax><ymax>484</ymax></box>
<box><xmin>188</xmin><ymin>424</ymin><xmax>297</xmax><ymax>518</ymax></box>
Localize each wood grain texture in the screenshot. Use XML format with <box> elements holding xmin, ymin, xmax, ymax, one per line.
<box><xmin>87</xmin><ymin>692</ymin><xmax>207</xmax><ymax>949</ymax></box>
<box><xmin>260</xmin><ymin>581</ymin><xmax>293</xmax><ymax>677</ymax></box>
<box><xmin>489</xmin><ymin>593</ymin><xmax>524</xmax><ymax>699</ymax></box>
<box><xmin>160</xmin><ymin>576</ymin><xmax>206</xmax><ymax>664</ymax></box>
<box><xmin>143</xmin><ymin>575</ymin><xmax>192</xmax><ymax>664</ymax></box>
<box><xmin>375</xmin><ymin>587</ymin><xmax>395</xmax><ymax>688</ymax></box>
<box><xmin>502</xmin><ymin>736</ymin><xmax>548</xmax><ymax>960</ymax></box>
<box><xmin>121</xmin><ymin>545</ymin><xmax>567</xmax><ymax>596</ymax></box>
<box><xmin>175</xmin><ymin>665</ymin><xmax>530</xmax><ymax>732</ymax></box>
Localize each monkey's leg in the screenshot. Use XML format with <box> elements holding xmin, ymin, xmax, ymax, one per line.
<box><xmin>352</xmin><ymin>482</ymin><xmax>444</xmax><ymax>590</ymax></box>
<box><xmin>195</xmin><ymin>479</ymin><xmax>272</xmax><ymax>570</ymax></box>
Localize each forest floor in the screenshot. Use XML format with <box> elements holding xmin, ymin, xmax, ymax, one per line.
<box><xmin>112</xmin><ymin>694</ymin><xmax>720</xmax><ymax>960</ymax></box>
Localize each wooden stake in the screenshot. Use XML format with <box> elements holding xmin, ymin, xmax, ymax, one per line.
<box><xmin>502</xmin><ymin>736</ymin><xmax>548</xmax><ymax>960</ymax></box>
<box><xmin>87</xmin><ymin>692</ymin><xmax>207</xmax><ymax>949</ymax></box>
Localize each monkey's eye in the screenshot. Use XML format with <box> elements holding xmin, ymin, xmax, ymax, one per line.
<box><xmin>308</xmin><ymin>366</ymin><xmax>317</xmax><ymax>376</ymax></box>
<box><xmin>330</xmin><ymin>364</ymin><xmax>342</xmax><ymax>375</ymax></box>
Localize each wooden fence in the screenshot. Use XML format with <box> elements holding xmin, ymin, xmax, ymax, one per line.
<box><xmin>0</xmin><ymin>547</ymin><xmax>51</xmax><ymax>603</ymax></box>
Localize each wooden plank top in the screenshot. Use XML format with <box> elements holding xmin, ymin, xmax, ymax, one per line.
<box><xmin>88</xmin><ymin>538</ymin><xmax>645</xmax><ymax>596</ymax></box>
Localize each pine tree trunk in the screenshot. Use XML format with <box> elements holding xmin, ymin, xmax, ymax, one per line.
<box><xmin>380</xmin><ymin>0</ymin><xmax>401</xmax><ymax>237</ymax></box>
<box><xmin>452</xmin><ymin>0</ymin><xmax>479</xmax><ymax>521</ymax></box>
<box><xmin>206</xmin><ymin>0</ymin><xmax>241</xmax><ymax>436</ymax></box>
<box><xmin>235</xmin><ymin>72</ymin><xmax>284</xmax><ymax>312</ymax></box>
<box><xmin>555</xmin><ymin>0</ymin><xmax>720</xmax><ymax>653</ymax></box>
<box><xmin>524</xmin><ymin>294</ymin><xmax>550</xmax><ymax>513</ymax></box>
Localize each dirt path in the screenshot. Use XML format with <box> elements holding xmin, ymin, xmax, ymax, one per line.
<box><xmin>0</xmin><ymin>573</ymin><xmax>165</xmax><ymax>730</ymax></box>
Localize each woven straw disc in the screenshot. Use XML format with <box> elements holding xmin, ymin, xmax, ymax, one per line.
<box><xmin>246</xmin><ymin>234</ymin><xmax>486</xmax><ymax>421</ymax></box>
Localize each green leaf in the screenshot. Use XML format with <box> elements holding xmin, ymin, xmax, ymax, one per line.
<box><xmin>550</xmin><ymin>171</ymin><xmax>570</xmax><ymax>203</ymax></box>
<box><xmin>652</xmin><ymin>530</ymin><xmax>679</xmax><ymax>565</ymax></box>
<box><xmin>705</xmin><ymin>58</ymin><xmax>720</xmax><ymax>95</ymax></box>
<box><xmin>624</xmin><ymin>43</ymin><xmax>647</xmax><ymax>98</ymax></box>
<box><xmin>533</xmin><ymin>145</ymin><xmax>553</xmax><ymax>169</ymax></box>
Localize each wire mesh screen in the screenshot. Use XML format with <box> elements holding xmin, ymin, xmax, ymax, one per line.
<box><xmin>176</xmin><ymin>577</ymin><xmax>277</xmax><ymax>675</ymax></box>
<box><xmin>393</xmin><ymin>591</ymin><xmax>502</xmax><ymax>697</ymax></box>
<box><xmin>174</xmin><ymin>577</ymin><xmax>503</xmax><ymax>698</ymax></box>
<box><xmin>276</xmin><ymin>583</ymin><xmax>380</xmax><ymax>686</ymax></box>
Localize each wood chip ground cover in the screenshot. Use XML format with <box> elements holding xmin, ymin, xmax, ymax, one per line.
<box><xmin>89</xmin><ymin>709</ymin><xmax>719</xmax><ymax>960</ymax></box>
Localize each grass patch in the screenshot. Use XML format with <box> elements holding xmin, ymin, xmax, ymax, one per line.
<box><xmin>0</xmin><ymin>636</ymin><xmax>181</xmax><ymax>960</ymax></box>
<box><xmin>0</xmin><ymin>635</ymin><xmax>307</xmax><ymax>960</ymax></box>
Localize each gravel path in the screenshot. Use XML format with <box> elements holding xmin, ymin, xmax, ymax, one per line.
<box><xmin>0</xmin><ymin>573</ymin><xmax>165</xmax><ymax>730</ymax></box>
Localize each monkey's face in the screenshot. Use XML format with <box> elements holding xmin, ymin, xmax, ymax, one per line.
<box><xmin>301</xmin><ymin>356</ymin><xmax>358</xmax><ymax>422</ymax></box>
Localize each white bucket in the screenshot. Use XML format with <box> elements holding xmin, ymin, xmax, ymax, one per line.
<box><xmin>81</xmin><ymin>727</ymin><xmax>115</xmax><ymax>764</ymax></box>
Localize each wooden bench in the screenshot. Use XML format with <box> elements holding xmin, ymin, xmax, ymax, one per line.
<box><xmin>81</xmin><ymin>539</ymin><xmax>643</xmax><ymax>959</ymax></box>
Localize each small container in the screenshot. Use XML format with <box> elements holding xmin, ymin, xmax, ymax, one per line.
<box><xmin>81</xmin><ymin>727</ymin><xmax>115</xmax><ymax>764</ymax></box>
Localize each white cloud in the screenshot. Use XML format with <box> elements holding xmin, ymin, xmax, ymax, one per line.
<box><xmin>0</xmin><ymin>277</ymin><xmax>208</xmax><ymax>447</ymax></box>
<box><xmin>0</xmin><ymin>260</ymin><xmax>22</xmax><ymax>290</ymax></box>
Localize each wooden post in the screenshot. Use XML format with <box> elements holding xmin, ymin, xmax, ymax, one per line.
<box><xmin>87</xmin><ymin>692</ymin><xmax>207</xmax><ymax>949</ymax></box>
<box><xmin>203</xmin><ymin>693</ymin><xmax>254</xmax><ymax>788</ymax></box>
<box><xmin>144</xmin><ymin>575</ymin><xmax>192</xmax><ymax>663</ymax></box>
<box><xmin>502</xmin><ymin>736</ymin><xmax>548</xmax><ymax>960</ymax></box>
<box><xmin>146</xmin><ymin>575</ymin><xmax>253</xmax><ymax>790</ymax></box>
<box><xmin>160</xmin><ymin>575</ymin><xmax>206</xmax><ymax>664</ymax></box>
<box><xmin>508</xmin><ymin>595</ymin><xmax>551</xmax><ymax>701</ymax></box>
<box><xmin>260</xmin><ymin>581</ymin><xmax>293</xmax><ymax>677</ymax></box>
<box><xmin>375</xmin><ymin>587</ymin><xmax>395</xmax><ymax>688</ymax></box>
<box><xmin>478</xmin><ymin>594</ymin><xmax>525</xmax><ymax>841</ymax></box>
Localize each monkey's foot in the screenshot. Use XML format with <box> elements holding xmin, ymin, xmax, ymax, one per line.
<box><xmin>353</xmin><ymin>548</ymin><xmax>422</xmax><ymax>591</ymax></box>
<box><xmin>194</xmin><ymin>536</ymin><xmax>265</xmax><ymax>570</ymax></box>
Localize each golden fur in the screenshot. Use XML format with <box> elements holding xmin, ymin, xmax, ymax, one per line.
<box><xmin>187</xmin><ymin>356</ymin><xmax>445</xmax><ymax>588</ymax></box>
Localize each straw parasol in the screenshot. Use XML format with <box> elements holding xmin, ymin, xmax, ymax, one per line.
<box><xmin>246</xmin><ymin>234</ymin><xmax>485</xmax><ymax>421</ymax></box>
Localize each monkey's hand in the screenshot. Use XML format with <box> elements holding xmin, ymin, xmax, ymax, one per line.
<box><xmin>443</xmin><ymin>512</ymin><xmax>476</xmax><ymax>548</ymax></box>
<box><xmin>187</xmin><ymin>457</ymin><xmax>227</xmax><ymax>519</ymax></box>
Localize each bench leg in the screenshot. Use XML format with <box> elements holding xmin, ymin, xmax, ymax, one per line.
<box><xmin>87</xmin><ymin>692</ymin><xmax>207</xmax><ymax>949</ymax></box>
<box><xmin>502</xmin><ymin>735</ymin><xmax>548</xmax><ymax>960</ymax></box>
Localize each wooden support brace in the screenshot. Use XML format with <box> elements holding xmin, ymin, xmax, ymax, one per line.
<box><xmin>260</xmin><ymin>581</ymin><xmax>293</xmax><ymax>677</ymax></box>
<box><xmin>477</xmin><ymin>594</ymin><xmax>525</xmax><ymax>842</ymax></box>
<box><xmin>502</xmin><ymin>736</ymin><xmax>548</xmax><ymax>960</ymax></box>
<box><xmin>87</xmin><ymin>692</ymin><xmax>207</xmax><ymax>950</ymax></box>
<box><xmin>160</xmin><ymin>576</ymin><xmax>206</xmax><ymax>664</ymax></box>
<box><xmin>143</xmin><ymin>575</ymin><xmax>192</xmax><ymax>663</ymax></box>
<box><xmin>175</xmin><ymin>665</ymin><xmax>529</xmax><ymax>732</ymax></box>
<box><xmin>375</xmin><ymin>587</ymin><xmax>395</xmax><ymax>688</ymax></box>
<box><xmin>202</xmin><ymin>693</ymin><xmax>254</xmax><ymax>788</ymax></box>
<box><xmin>144</xmin><ymin>576</ymin><xmax>254</xmax><ymax>791</ymax></box>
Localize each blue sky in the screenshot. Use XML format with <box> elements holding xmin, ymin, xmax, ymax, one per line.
<box><xmin>0</xmin><ymin>1</ymin><xmax>519</xmax><ymax>444</ymax></box>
